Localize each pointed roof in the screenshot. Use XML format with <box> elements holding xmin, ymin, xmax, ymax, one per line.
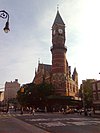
<box><xmin>52</xmin><ymin>10</ymin><xmax>65</xmax><ymax>26</ymax></box>
<box><xmin>73</xmin><ymin>67</ymin><xmax>78</xmax><ymax>75</ymax></box>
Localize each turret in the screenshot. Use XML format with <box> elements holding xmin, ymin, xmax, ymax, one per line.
<box><xmin>72</xmin><ymin>67</ymin><xmax>78</xmax><ymax>85</ymax></box>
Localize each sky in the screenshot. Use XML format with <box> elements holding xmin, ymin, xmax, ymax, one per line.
<box><xmin>0</xmin><ymin>0</ymin><xmax>100</xmax><ymax>90</ymax></box>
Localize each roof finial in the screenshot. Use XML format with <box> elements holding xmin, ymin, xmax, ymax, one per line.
<box><xmin>57</xmin><ymin>4</ymin><xmax>59</xmax><ymax>11</ymax></box>
<box><xmin>38</xmin><ymin>58</ymin><xmax>40</xmax><ymax>65</ymax></box>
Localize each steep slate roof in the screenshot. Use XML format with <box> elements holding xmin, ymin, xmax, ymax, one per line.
<box><xmin>39</xmin><ymin>63</ymin><xmax>51</xmax><ymax>72</ymax></box>
<box><xmin>52</xmin><ymin>10</ymin><xmax>65</xmax><ymax>26</ymax></box>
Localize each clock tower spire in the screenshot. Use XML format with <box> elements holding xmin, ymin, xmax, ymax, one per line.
<box><xmin>33</xmin><ymin>9</ymin><xmax>79</xmax><ymax>99</ymax></box>
<box><xmin>51</xmin><ymin>10</ymin><xmax>67</xmax><ymax>95</ymax></box>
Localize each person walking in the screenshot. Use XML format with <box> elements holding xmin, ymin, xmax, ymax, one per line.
<box><xmin>32</xmin><ymin>108</ymin><xmax>35</xmax><ymax>115</ymax></box>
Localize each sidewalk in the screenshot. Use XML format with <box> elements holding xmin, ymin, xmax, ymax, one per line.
<box><xmin>92</xmin><ymin>113</ymin><xmax>100</xmax><ymax>118</ymax></box>
<box><xmin>13</xmin><ymin>117</ymin><xmax>50</xmax><ymax>133</ymax></box>
<box><xmin>78</xmin><ymin>112</ymin><xmax>100</xmax><ymax>118</ymax></box>
<box><xmin>0</xmin><ymin>113</ymin><xmax>50</xmax><ymax>133</ymax></box>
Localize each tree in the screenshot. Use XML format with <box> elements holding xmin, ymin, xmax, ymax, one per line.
<box><xmin>36</xmin><ymin>82</ymin><xmax>54</xmax><ymax>99</ymax></box>
<box><xmin>17</xmin><ymin>82</ymin><xmax>55</xmax><ymax>109</ymax></box>
<box><xmin>80</xmin><ymin>79</ymin><xmax>95</xmax><ymax>108</ymax></box>
<box><xmin>32</xmin><ymin>82</ymin><xmax>54</xmax><ymax>108</ymax></box>
<box><xmin>17</xmin><ymin>83</ymin><xmax>38</xmax><ymax>107</ymax></box>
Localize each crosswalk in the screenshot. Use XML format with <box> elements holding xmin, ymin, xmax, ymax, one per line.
<box><xmin>0</xmin><ymin>112</ymin><xmax>46</xmax><ymax>118</ymax></box>
<box><xmin>0</xmin><ymin>113</ymin><xmax>100</xmax><ymax>127</ymax></box>
<box><xmin>0</xmin><ymin>113</ymin><xmax>31</xmax><ymax>118</ymax></box>
<box><xmin>37</xmin><ymin>119</ymin><xmax>100</xmax><ymax>128</ymax></box>
<box><xmin>25</xmin><ymin>117</ymin><xmax>100</xmax><ymax>127</ymax></box>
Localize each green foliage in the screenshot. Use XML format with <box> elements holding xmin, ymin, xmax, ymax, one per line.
<box><xmin>17</xmin><ymin>82</ymin><xmax>55</xmax><ymax>108</ymax></box>
<box><xmin>84</xmin><ymin>81</ymin><xmax>93</xmax><ymax>107</ymax></box>
<box><xmin>82</xmin><ymin>79</ymin><xmax>93</xmax><ymax>108</ymax></box>
<box><xmin>36</xmin><ymin>82</ymin><xmax>54</xmax><ymax>98</ymax></box>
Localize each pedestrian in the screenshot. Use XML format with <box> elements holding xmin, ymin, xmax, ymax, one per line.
<box><xmin>20</xmin><ymin>107</ymin><xmax>23</xmax><ymax>114</ymax></box>
<box><xmin>88</xmin><ymin>110</ymin><xmax>92</xmax><ymax>116</ymax></box>
<box><xmin>79</xmin><ymin>109</ymin><xmax>82</xmax><ymax>115</ymax></box>
<box><xmin>84</xmin><ymin>110</ymin><xmax>88</xmax><ymax>116</ymax></box>
<box><xmin>32</xmin><ymin>109</ymin><xmax>35</xmax><ymax>115</ymax></box>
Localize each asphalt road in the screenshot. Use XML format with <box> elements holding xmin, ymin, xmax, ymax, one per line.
<box><xmin>0</xmin><ymin>112</ymin><xmax>49</xmax><ymax>133</ymax></box>
<box><xmin>14</xmin><ymin>112</ymin><xmax>100</xmax><ymax>133</ymax></box>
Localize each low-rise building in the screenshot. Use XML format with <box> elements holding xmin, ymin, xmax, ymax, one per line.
<box><xmin>4</xmin><ymin>79</ymin><xmax>20</xmax><ymax>101</ymax></box>
<box><xmin>0</xmin><ymin>91</ymin><xmax>4</xmax><ymax>102</ymax></box>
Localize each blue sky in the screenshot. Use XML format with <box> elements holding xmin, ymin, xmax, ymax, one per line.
<box><xmin>0</xmin><ymin>0</ymin><xmax>100</xmax><ymax>89</ymax></box>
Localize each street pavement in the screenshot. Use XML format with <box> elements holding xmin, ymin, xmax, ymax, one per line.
<box><xmin>0</xmin><ymin>112</ymin><xmax>100</xmax><ymax>133</ymax></box>
<box><xmin>0</xmin><ymin>112</ymin><xmax>49</xmax><ymax>133</ymax></box>
<box><xmin>15</xmin><ymin>112</ymin><xmax>100</xmax><ymax>133</ymax></box>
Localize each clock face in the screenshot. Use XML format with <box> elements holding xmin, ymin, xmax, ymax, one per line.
<box><xmin>58</xmin><ymin>28</ymin><xmax>63</xmax><ymax>34</ymax></box>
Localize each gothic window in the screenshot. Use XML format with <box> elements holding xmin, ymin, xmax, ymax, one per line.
<box><xmin>93</xmin><ymin>93</ymin><xmax>97</xmax><ymax>100</ymax></box>
<box><xmin>98</xmin><ymin>92</ymin><xmax>100</xmax><ymax>100</ymax></box>
<box><xmin>97</xmin><ymin>82</ymin><xmax>100</xmax><ymax>90</ymax></box>
<box><xmin>92</xmin><ymin>83</ymin><xmax>96</xmax><ymax>91</ymax></box>
<box><xmin>70</xmin><ymin>83</ymin><xmax>72</xmax><ymax>92</ymax></box>
<box><xmin>73</xmin><ymin>85</ymin><xmax>75</xmax><ymax>92</ymax></box>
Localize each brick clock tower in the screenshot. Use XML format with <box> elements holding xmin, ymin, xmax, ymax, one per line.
<box><xmin>51</xmin><ymin>10</ymin><xmax>68</xmax><ymax>95</ymax></box>
<box><xmin>34</xmin><ymin>9</ymin><xmax>78</xmax><ymax>98</ymax></box>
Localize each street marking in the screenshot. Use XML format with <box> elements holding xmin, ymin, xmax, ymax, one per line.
<box><xmin>39</xmin><ymin>121</ymin><xmax>66</xmax><ymax>127</ymax></box>
<box><xmin>25</xmin><ymin>117</ymin><xmax>100</xmax><ymax>127</ymax></box>
<box><xmin>1</xmin><ymin>113</ymin><xmax>100</xmax><ymax>127</ymax></box>
<box><xmin>66</xmin><ymin>121</ymin><xmax>99</xmax><ymax>126</ymax></box>
<box><xmin>0</xmin><ymin>113</ymin><xmax>32</xmax><ymax>118</ymax></box>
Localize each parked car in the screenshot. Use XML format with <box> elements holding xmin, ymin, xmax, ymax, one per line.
<box><xmin>36</xmin><ymin>108</ymin><xmax>45</xmax><ymax>112</ymax></box>
<box><xmin>64</xmin><ymin>108</ymin><xmax>74</xmax><ymax>114</ymax></box>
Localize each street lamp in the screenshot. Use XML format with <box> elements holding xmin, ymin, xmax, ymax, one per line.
<box><xmin>0</xmin><ymin>10</ymin><xmax>10</xmax><ymax>33</ymax></box>
<box><xmin>82</xmin><ymin>80</ymin><xmax>88</xmax><ymax>116</ymax></box>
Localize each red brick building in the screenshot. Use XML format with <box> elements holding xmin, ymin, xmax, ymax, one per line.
<box><xmin>92</xmin><ymin>80</ymin><xmax>100</xmax><ymax>114</ymax></box>
<box><xmin>33</xmin><ymin>10</ymin><xmax>78</xmax><ymax>98</ymax></box>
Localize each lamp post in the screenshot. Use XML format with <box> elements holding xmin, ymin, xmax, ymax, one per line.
<box><xmin>82</xmin><ymin>80</ymin><xmax>85</xmax><ymax>112</ymax></box>
<box><xmin>0</xmin><ymin>10</ymin><xmax>10</xmax><ymax>33</ymax></box>
<box><xmin>82</xmin><ymin>80</ymin><xmax>88</xmax><ymax>116</ymax></box>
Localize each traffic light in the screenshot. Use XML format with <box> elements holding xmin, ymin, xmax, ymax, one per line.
<box><xmin>20</xmin><ymin>87</ymin><xmax>24</xmax><ymax>93</ymax></box>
